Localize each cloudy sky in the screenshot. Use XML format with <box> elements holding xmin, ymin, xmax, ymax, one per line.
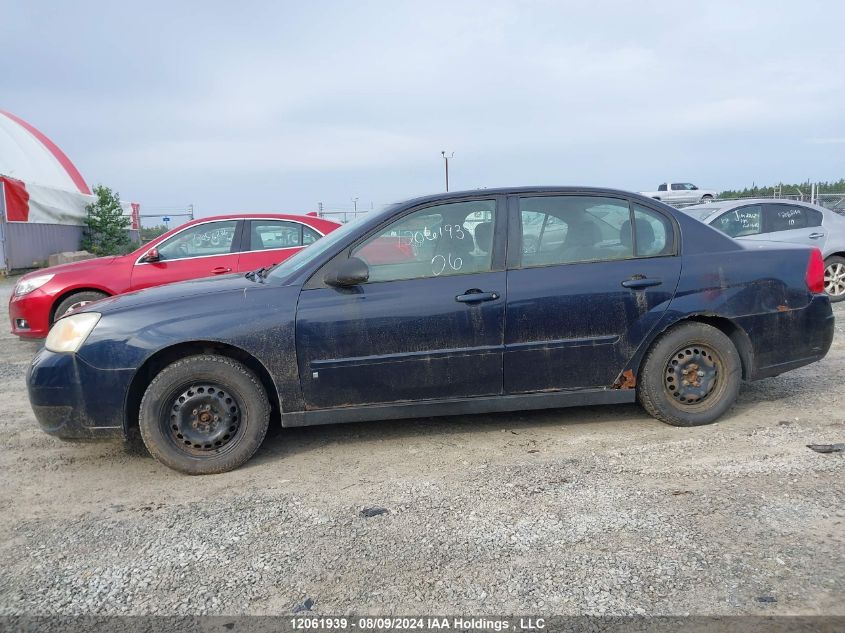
<box><xmin>3</xmin><ymin>1</ymin><xmax>844</xmax><ymax>217</ymax></box>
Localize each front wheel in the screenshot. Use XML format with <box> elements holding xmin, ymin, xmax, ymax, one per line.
<box><xmin>139</xmin><ymin>355</ymin><xmax>270</xmax><ymax>475</ymax></box>
<box><xmin>637</xmin><ymin>322</ymin><xmax>741</xmax><ymax>427</ymax></box>
<box><xmin>824</xmin><ymin>256</ymin><xmax>845</xmax><ymax>302</ymax></box>
<box><xmin>53</xmin><ymin>290</ymin><xmax>108</xmax><ymax>322</ymax></box>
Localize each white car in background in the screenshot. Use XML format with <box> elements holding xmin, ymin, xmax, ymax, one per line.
<box><xmin>683</xmin><ymin>198</ymin><xmax>845</xmax><ymax>302</ymax></box>
<box><xmin>640</xmin><ymin>182</ymin><xmax>718</xmax><ymax>204</ymax></box>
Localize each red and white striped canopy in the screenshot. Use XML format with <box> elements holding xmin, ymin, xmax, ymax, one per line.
<box><xmin>0</xmin><ymin>110</ymin><xmax>96</xmax><ymax>225</ymax></box>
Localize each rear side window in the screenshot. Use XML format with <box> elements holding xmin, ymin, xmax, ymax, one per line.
<box><xmin>518</xmin><ymin>196</ymin><xmax>634</xmax><ymax>267</ymax></box>
<box><xmin>712</xmin><ymin>205</ymin><xmax>763</xmax><ymax>238</ymax></box>
<box><xmin>249</xmin><ymin>220</ymin><xmax>308</xmax><ymax>251</ymax></box>
<box><xmin>632</xmin><ymin>204</ymin><xmax>674</xmax><ymax>257</ymax></box>
<box><xmin>764</xmin><ymin>204</ymin><xmax>822</xmax><ymax>232</ymax></box>
<box><xmin>658</xmin><ymin>184</ymin><xmax>667</xmax><ymax>191</ymax></box>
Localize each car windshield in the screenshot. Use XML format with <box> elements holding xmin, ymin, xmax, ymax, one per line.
<box><xmin>265</xmin><ymin>212</ymin><xmax>375</xmax><ymax>281</ymax></box>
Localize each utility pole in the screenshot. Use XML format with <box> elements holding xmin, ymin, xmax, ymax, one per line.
<box><xmin>188</xmin><ymin>204</ymin><xmax>194</xmax><ymax>220</ymax></box>
<box><xmin>441</xmin><ymin>151</ymin><xmax>454</xmax><ymax>192</ymax></box>
<box><xmin>318</xmin><ymin>202</ymin><xmax>324</xmax><ymax>217</ymax></box>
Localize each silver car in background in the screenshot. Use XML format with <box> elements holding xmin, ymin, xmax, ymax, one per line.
<box><xmin>683</xmin><ymin>198</ymin><xmax>845</xmax><ymax>302</ymax></box>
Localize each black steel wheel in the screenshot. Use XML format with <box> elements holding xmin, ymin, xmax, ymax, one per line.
<box><xmin>664</xmin><ymin>343</ymin><xmax>721</xmax><ymax>406</ymax></box>
<box><xmin>139</xmin><ymin>355</ymin><xmax>270</xmax><ymax>475</ymax></box>
<box><xmin>638</xmin><ymin>322</ymin><xmax>741</xmax><ymax>427</ymax></box>
<box><xmin>166</xmin><ymin>383</ymin><xmax>242</xmax><ymax>454</ymax></box>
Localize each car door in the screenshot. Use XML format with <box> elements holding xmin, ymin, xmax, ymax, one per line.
<box><xmin>504</xmin><ymin>194</ymin><xmax>681</xmax><ymax>392</ymax></box>
<box><xmin>130</xmin><ymin>219</ymin><xmax>242</xmax><ymax>291</ymax></box>
<box><xmin>295</xmin><ymin>197</ymin><xmax>506</xmax><ymax>409</ymax></box>
<box><xmin>237</xmin><ymin>219</ymin><xmax>323</xmax><ymax>272</ymax></box>
<box><xmin>759</xmin><ymin>203</ymin><xmax>827</xmax><ymax>251</ymax></box>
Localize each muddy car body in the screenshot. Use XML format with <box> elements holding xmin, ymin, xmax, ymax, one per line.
<box><xmin>28</xmin><ymin>187</ymin><xmax>834</xmax><ymax>474</ymax></box>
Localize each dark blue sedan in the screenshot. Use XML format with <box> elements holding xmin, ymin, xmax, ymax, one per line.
<box><xmin>28</xmin><ymin>187</ymin><xmax>835</xmax><ymax>474</ymax></box>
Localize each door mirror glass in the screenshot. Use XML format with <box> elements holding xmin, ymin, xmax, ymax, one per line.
<box><xmin>141</xmin><ymin>247</ymin><xmax>160</xmax><ymax>263</ymax></box>
<box><xmin>326</xmin><ymin>257</ymin><xmax>369</xmax><ymax>287</ymax></box>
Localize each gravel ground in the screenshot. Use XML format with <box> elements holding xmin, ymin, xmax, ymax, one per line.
<box><xmin>0</xmin><ymin>278</ymin><xmax>843</xmax><ymax>616</ymax></box>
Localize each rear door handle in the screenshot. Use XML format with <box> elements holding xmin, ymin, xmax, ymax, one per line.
<box><xmin>621</xmin><ymin>277</ymin><xmax>662</xmax><ymax>289</ymax></box>
<box><xmin>456</xmin><ymin>290</ymin><xmax>500</xmax><ymax>303</ymax></box>
<box><xmin>809</xmin><ymin>232</ymin><xmax>825</xmax><ymax>239</ymax></box>
<box><xmin>211</xmin><ymin>266</ymin><xmax>232</xmax><ymax>274</ymax></box>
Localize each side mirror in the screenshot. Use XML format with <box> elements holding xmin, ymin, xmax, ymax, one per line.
<box><xmin>325</xmin><ymin>257</ymin><xmax>369</xmax><ymax>287</ymax></box>
<box><xmin>141</xmin><ymin>248</ymin><xmax>161</xmax><ymax>263</ymax></box>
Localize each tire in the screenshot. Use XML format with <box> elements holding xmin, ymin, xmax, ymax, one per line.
<box><xmin>701</xmin><ymin>194</ymin><xmax>714</xmax><ymax>202</ymax></box>
<box><xmin>824</xmin><ymin>255</ymin><xmax>845</xmax><ymax>303</ymax></box>
<box><xmin>139</xmin><ymin>355</ymin><xmax>270</xmax><ymax>475</ymax></box>
<box><xmin>52</xmin><ymin>290</ymin><xmax>108</xmax><ymax>323</ymax></box>
<box><xmin>637</xmin><ymin>322</ymin><xmax>741</xmax><ymax>427</ymax></box>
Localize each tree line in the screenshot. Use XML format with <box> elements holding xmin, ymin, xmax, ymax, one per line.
<box><xmin>719</xmin><ymin>178</ymin><xmax>845</xmax><ymax>199</ymax></box>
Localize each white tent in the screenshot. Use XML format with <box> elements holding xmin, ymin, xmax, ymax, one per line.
<box><xmin>0</xmin><ymin>110</ymin><xmax>138</xmax><ymax>270</ymax></box>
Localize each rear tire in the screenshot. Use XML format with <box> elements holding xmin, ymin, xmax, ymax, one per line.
<box><xmin>637</xmin><ymin>322</ymin><xmax>741</xmax><ymax>427</ymax></box>
<box><xmin>824</xmin><ymin>256</ymin><xmax>845</xmax><ymax>302</ymax></box>
<box><xmin>139</xmin><ymin>355</ymin><xmax>270</xmax><ymax>475</ymax></box>
<box><xmin>52</xmin><ymin>290</ymin><xmax>108</xmax><ymax>322</ymax></box>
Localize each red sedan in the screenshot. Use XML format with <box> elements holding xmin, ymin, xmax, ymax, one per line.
<box><xmin>9</xmin><ymin>213</ymin><xmax>340</xmax><ymax>338</ymax></box>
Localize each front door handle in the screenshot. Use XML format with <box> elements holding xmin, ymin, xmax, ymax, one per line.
<box><xmin>621</xmin><ymin>277</ymin><xmax>662</xmax><ymax>289</ymax></box>
<box><xmin>456</xmin><ymin>290</ymin><xmax>500</xmax><ymax>303</ymax></box>
<box><xmin>809</xmin><ymin>232</ymin><xmax>825</xmax><ymax>239</ymax></box>
<box><xmin>211</xmin><ymin>266</ymin><xmax>232</xmax><ymax>275</ymax></box>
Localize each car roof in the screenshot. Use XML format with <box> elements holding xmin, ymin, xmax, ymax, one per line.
<box><xmin>184</xmin><ymin>213</ymin><xmax>340</xmax><ymax>225</ymax></box>
<box><xmin>389</xmin><ymin>186</ymin><xmax>656</xmax><ymax>208</ymax></box>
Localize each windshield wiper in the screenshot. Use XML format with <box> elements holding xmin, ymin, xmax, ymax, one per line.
<box><xmin>244</xmin><ymin>265</ymin><xmax>274</xmax><ymax>281</ymax></box>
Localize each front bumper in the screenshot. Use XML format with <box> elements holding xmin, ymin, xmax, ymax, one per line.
<box><xmin>27</xmin><ymin>348</ymin><xmax>132</xmax><ymax>439</ymax></box>
<box><xmin>9</xmin><ymin>290</ymin><xmax>53</xmax><ymax>338</ymax></box>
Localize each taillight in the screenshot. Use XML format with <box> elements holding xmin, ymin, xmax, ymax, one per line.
<box><xmin>806</xmin><ymin>248</ymin><xmax>825</xmax><ymax>294</ymax></box>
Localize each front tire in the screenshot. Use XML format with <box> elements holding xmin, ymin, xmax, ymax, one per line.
<box><xmin>824</xmin><ymin>256</ymin><xmax>845</xmax><ymax>302</ymax></box>
<box><xmin>637</xmin><ymin>322</ymin><xmax>741</xmax><ymax>427</ymax></box>
<box><xmin>53</xmin><ymin>290</ymin><xmax>108</xmax><ymax>322</ymax></box>
<box><xmin>139</xmin><ymin>355</ymin><xmax>270</xmax><ymax>475</ymax></box>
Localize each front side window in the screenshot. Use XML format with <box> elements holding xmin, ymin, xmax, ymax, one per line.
<box><xmin>518</xmin><ymin>196</ymin><xmax>634</xmax><ymax>267</ymax></box>
<box><xmin>351</xmin><ymin>200</ymin><xmax>497</xmax><ymax>283</ymax></box>
<box><xmin>764</xmin><ymin>204</ymin><xmax>821</xmax><ymax>232</ymax></box>
<box><xmin>712</xmin><ymin>205</ymin><xmax>763</xmax><ymax>238</ymax></box>
<box><xmin>155</xmin><ymin>220</ymin><xmax>239</xmax><ymax>261</ymax></box>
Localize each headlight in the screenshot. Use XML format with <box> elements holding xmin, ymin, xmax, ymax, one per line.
<box><xmin>15</xmin><ymin>274</ymin><xmax>54</xmax><ymax>296</ymax></box>
<box><xmin>45</xmin><ymin>313</ymin><xmax>101</xmax><ymax>353</ymax></box>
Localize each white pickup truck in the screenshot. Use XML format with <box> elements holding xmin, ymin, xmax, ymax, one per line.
<box><xmin>640</xmin><ymin>182</ymin><xmax>718</xmax><ymax>204</ymax></box>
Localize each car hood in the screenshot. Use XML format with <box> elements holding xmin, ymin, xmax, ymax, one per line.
<box><xmin>88</xmin><ymin>273</ymin><xmax>258</xmax><ymax>315</ymax></box>
<box><xmin>20</xmin><ymin>255</ymin><xmax>120</xmax><ymax>279</ymax></box>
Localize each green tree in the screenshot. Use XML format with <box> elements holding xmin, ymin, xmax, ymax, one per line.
<box><xmin>140</xmin><ymin>224</ymin><xmax>169</xmax><ymax>242</ymax></box>
<box><xmin>81</xmin><ymin>185</ymin><xmax>132</xmax><ymax>256</ymax></box>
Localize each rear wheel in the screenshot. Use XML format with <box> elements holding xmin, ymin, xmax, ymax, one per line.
<box><xmin>824</xmin><ymin>256</ymin><xmax>845</xmax><ymax>302</ymax></box>
<box><xmin>637</xmin><ymin>322</ymin><xmax>741</xmax><ymax>427</ymax></box>
<box><xmin>701</xmin><ymin>194</ymin><xmax>714</xmax><ymax>202</ymax></box>
<box><xmin>139</xmin><ymin>355</ymin><xmax>270</xmax><ymax>475</ymax></box>
<box><xmin>52</xmin><ymin>290</ymin><xmax>108</xmax><ymax>322</ymax></box>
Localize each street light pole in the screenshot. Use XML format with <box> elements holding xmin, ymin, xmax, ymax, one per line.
<box><xmin>441</xmin><ymin>151</ymin><xmax>453</xmax><ymax>192</ymax></box>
